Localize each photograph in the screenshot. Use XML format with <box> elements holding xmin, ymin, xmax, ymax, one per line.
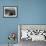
<box><xmin>18</xmin><ymin>25</ymin><xmax>46</xmax><ymax>46</ymax></box>
<box><xmin>4</xmin><ymin>6</ymin><xmax>17</xmax><ymax>17</ymax></box>
<box><xmin>18</xmin><ymin>24</ymin><xmax>46</xmax><ymax>41</ymax></box>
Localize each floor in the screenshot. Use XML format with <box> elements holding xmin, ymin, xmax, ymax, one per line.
<box><xmin>0</xmin><ymin>40</ymin><xmax>46</xmax><ymax>46</ymax></box>
<box><xmin>19</xmin><ymin>39</ymin><xmax>46</xmax><ymax>46</ymax></box>
<box><xmin>0</xmin><ymin>44</ymin><xmax>18</xmax><ymax>46</ymax></box>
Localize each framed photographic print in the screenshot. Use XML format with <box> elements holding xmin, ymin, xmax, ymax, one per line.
<box><xmin>18</xmin><ymin>24</ymin><xmax>46</xmax><ymax>42</ymax></box>
<box><xmin>3</xmin><ymin>6</ymin><xmax>17</xmax><ymax>17</ymax></box>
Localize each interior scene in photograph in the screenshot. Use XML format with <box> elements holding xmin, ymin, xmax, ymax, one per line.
<box><xmin>19</xmin><ymin>25</ymin><xmax>46</xmax><ymax>41</ymax></box>
<box><xmin>4</xmin><ymin>7</ymin><xmax>17</xmax><ymax>17</ymax></box>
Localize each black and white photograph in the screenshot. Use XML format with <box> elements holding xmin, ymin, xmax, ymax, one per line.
<box><xmin>4</xmin><ymin>6</ymin><xmax>17</xmax><ymax>17</ymax></box>
<box><xmin>18</xmin><ymin>25</ymin><xmax>46</xmax><ymax>46</ymax></box>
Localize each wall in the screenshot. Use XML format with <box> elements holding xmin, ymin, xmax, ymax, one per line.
<box><xmin>0</xmin><ymin>0</ymin><xmax>18</xmax><ymax>44</ymax></box>
<box><xmin>0</xmin><ymin>0</ymin><xmax>46</xmax><ymax>45</ymax></box>
<box><xmin>18</xmin><ymin>0</ymin><xmax>46</xmax><ymax>24</ymax></box>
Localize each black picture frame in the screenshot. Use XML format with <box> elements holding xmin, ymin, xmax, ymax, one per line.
<box><xmin>3</xmin><ymin>6</ymin><xmax>17</xmax><ymax>18</ymax></box>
